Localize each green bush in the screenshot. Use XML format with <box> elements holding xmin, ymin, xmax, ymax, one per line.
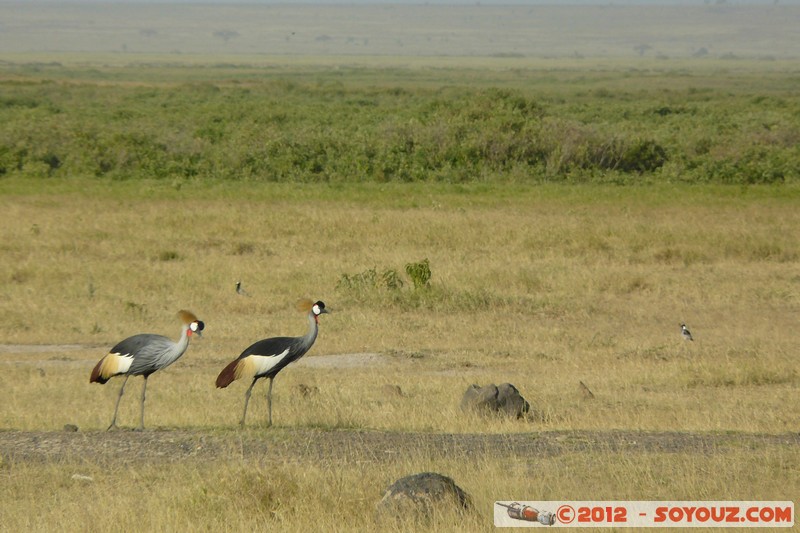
<box><xmin>405</xmin><ymin>259</ymin><xmax>432</xmax><ymax>290</ymax></box>
<box><xmin>0</xmin><ymin>66</ymin><xmax>797</xmax><ymax>184</ymax></box>
<box><xmin>338</xmin><ymin>260</ymin><xmax>430</xmax><ymax>299</ymax></box>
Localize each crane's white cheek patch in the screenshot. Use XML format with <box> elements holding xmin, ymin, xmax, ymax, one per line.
<box><xmin>312</xmin><ymin>304</ymin><xmax>320</xmax><ymax>315</ymax></box>
<box><xmin>98</xmin><ymin>353</ymin><xmax>133</xmax><ymax>379</ymax></box>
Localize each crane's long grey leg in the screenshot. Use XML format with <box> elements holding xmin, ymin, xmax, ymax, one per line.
<box><xmin>267</xmin><ymin>376</ymin><xmax>275</xmax><ymax>428</ymax></box>
<box><xmin>137</xmin><ymin>375</ymin><xmax>149</xmax><ymax>431</ymax></box>
<box><xmin>240</xmin><ymin>377</ymin><xmax>257</xmax><ymax>428</ymax></box>
<box><xmin>107</xmin><ymin>374</ymin><xmax>130</xmax><ymax>431</ymax></box>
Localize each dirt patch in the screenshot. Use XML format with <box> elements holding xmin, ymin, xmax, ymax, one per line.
<box><xmin>0</xmin><ymin>429</ymin><xmax>796</xmax><ymax>467</ymax></box>
<box><xmin>0</xmin><ymin>344</ymin><xmax>94</xmax><ymax>354</ymax></box>
<box><xmin>0</xmin><ymin>345</ymin><xmax>387</xmax><ymax>370</ymax></box>
<box><xmin>298</xmin><ymin>353</ymin><xmax>386</xmax><ymax>369</ymax></box>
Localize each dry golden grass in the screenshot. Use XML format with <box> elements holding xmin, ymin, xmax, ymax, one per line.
<box><xmin>1</xmin><ymin>180</ymin><xmax>797</xmax><ymax>432</ymax></box>
<box><xmin>0</xmin><ymin>179</ymin><xmax>798</xmax><ymax>531</ymax></box>
<box><xmin>1</xmin><ymin>443</ymin><xmax>797</xmax><ymax>532</ymax></box>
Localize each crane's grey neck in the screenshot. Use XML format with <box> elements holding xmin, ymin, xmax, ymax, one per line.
<box><xmin>297</xmin><ymin>311</ymin><xmax>319</xmax><ymax>353</ymax></box>
<box><xmin>172</xmin><ymin>326</ymin><xmax>191</xmax><ymax>358</ymax></box>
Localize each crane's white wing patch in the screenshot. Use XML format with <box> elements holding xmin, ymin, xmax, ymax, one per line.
<box><xmin>251</xmin><ymin>349</ymin><xmax>290</xmax><ymax>375</ymax></box>
<box><xmin>98</xmin><ymin>352</ymin><xmax>134</xmax><ymax>379</ymax></box>
<box><xmin>236</xmin><ymin>348</ymin><xmax>291</xmax><ymax>379</ymax></box>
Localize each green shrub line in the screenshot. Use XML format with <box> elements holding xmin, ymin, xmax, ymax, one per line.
<box><xmin>1</xmin><ymin>66</ymin><xmax>798</xmax><ymax>185</ymax></box>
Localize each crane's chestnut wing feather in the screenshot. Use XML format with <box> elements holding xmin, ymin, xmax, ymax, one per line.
<box><xmin>215</xmin><ymin>358</ymin><xmax>240</xmax><ymax>388</ymax></box>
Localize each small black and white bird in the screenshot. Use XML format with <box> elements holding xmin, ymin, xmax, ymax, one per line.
<box><xmin>235</xmin><ymin>281</ymin><xmax>249</xmax><ymax>296</ymax></box>
<box><xmin>90</xmin><ymin>310</ymin><xmax>204</xmax><ymax>430</ymax></box>
<box><xmin>680</xmin><ymin>323</ymin><xmax>694</xmax><ymax>341</ymax></box>
<box><xmin>216</xmin><ymin>299</ymin><xmax>328</xmax><ymax>427</ymax></box>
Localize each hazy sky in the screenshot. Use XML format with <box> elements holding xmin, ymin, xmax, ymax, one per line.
<box><xmin>4</xmin><ymin>0</ymin><xmax>798</xmax><ymax>58</ymax></box>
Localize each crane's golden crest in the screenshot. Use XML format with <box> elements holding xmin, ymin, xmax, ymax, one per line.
<box><xmin>296</xmin><ymin>299</ymin><xmax>315</xmax><ymax>313</ymax></box>
<box><xmin>177</xmin><ymin>310</ymin><xmax>199</xmax><ymax>324</ymax></box>
<box><xmin>296</xmin><ymin>299</ymin><xmax>328</xmax><ymax>315</ymax></box>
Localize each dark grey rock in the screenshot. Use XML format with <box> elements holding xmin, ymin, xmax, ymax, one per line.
<box><xmin>460</xmin><ymin>383</ymin><xmax>530</xmax><ymax>419</ymax></box>
<box><xmin>377</xmin><ymin>472</ymin><xmax>471</xmax><ymax>518</ymax></box>
<box><xmin>63</xmin><ymin>424</ymin><xmax>79</xmax><ymax>432</ymax></box>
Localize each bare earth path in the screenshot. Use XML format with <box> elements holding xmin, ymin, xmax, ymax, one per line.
<box><xmin>1</xmin><ymin>429</ymin><xmax>797</xmax><ymax>466</ymax></box>
<box><xmin>1</xmin><ymin>346</ymin><xmax>798</xmax><ymax>466</ymax></box>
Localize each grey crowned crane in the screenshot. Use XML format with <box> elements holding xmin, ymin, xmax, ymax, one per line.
<box><xmin>216</xmin><ymin>299</ymin><xmax>328</xmax><ymax>427</ymax></box>
<box><xmin>90</xmin><ymin>310</ymin><xmax>204</xmax><ymax>430</ymax></box>
<box><xmin>681</xmin><ymin>323</ymin><xmax>694</xmax><ymax>342</ymax></box>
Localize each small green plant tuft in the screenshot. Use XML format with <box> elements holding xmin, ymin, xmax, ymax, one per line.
<box><xmin>10</xmin><ymin>270</ymin><xmax>31</xmax><ymax>284</ymax></box>
<box><xmin>337</xmin><ymin>267</ymin><xmax>378</xmax><ymax>292</ymax></box>
<box><xmin>405</xmin><ymin>258</ymin><xmax>431</xmax><ymax>290</ymax></box>
<box><xmin>124</xmin><ymin>301</ymin><xmax>147</xmax><ymax>319</ymax></box>
<box><xmin>231</xmin><ymin>242</ymin><xmax>255</xmax><ymax>256</ymax></box>
<box><xmin>337</xmin><ymin>261</ymin><xmax>432</xmax><ymax>309</ymax></box>
<box><xmin>337</xmin><ymin>266</ymin><xmax>407</xmax><ymax>293</ymax></box>
<box><xmin>157</xmin><ymin>250</ymin><xmax>180</xmax><ymax>262</ymax></box>
<box><xmin>381</xmin><ymin>268</ymin><xmax>404</xmax><ymax>290</ymax></box>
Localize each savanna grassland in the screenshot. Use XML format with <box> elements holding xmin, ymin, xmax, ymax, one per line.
<box><xmin>0</xmin><ymin>58</ymin><xmax>799</xmax><ymax>532</ymax></box>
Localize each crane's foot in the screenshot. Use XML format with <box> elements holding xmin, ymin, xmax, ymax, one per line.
<box><xmin>106</xmin><ymin>423</ymin><xmax>119</xmax><ymax>432</ymax></box>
